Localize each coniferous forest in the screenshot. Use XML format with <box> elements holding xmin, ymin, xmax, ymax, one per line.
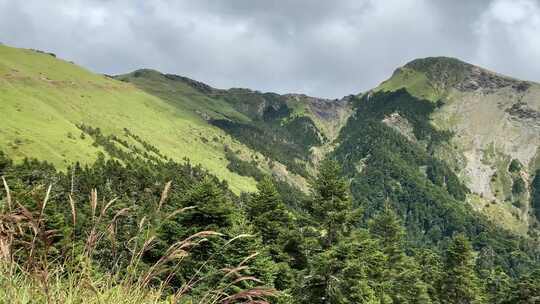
<box><xmin>1</xmin><ymin>141</ymin><xmax>539</xmax><ymax>302</ymax></box>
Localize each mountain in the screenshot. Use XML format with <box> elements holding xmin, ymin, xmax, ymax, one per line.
<box><xmin>372</xmin><ymin>57</ymin><xmax>540</xmax><ymax>234</ymax></box>
<box><xmin>0</xmin><ymin>45</ymin><xmax>351</xmax><ymax>193</ymax></box>
<box><xmin>2</xmin><ymin>44</ymin><xmax>540</xmax><ymax>235</ymax></box>
<box><xmin>115</xmin><ymin>69</ymin><xmax>352</xmax><ymax>179</ymax></box>
<box><xmin>2</xmin><ymin>44</ymin><xmax>540</xmax><ymax>302</ymax></box>
<box><xmin>3</xmin><ymin>43</ymin><xmax>540</xmax><ymax>236</ymax></box>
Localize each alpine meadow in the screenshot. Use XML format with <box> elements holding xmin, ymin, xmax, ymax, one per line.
<box><xmin>1</xmin><ymin>1</ymin><xmax>540</xmax><ymax>303</ymax></box>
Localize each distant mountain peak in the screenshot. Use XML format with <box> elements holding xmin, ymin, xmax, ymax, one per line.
<box><xmin>403</xmin><ymin>56</ymin><xmax>471</xmax><ymax>72</ymax></box>
<box><xmin>406</xmin><ymin>56</ymin><xmax>531</xmax><ymax>92</ymax></box>
<box><xmin>378</xmin><ymin>56</ymin><xmax>531</xmax><ymax>101</ymax></box>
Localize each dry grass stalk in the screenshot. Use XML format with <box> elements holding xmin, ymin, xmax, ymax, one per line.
<box><xmin>224</xmin><ymin>234</ymin><xmax>253</xmax><ymax>246</ymax></box>
<box><xmin>165</xmin><ymin>206</ymin><xmax>196</xmax><ymax>220</ymax></box>
<box><xmin>68</xmin><ymin>194</ymin><xmax>77</xmax><ymax>227</ymax></box>
<box><xmin>157</xmin><ymin>181</ymin><xmax>172</xmax><ymax>211</ymax></box>
<box><xmin>220</xmin><ymin>287</ymin><xmax>275</xmax><ymax>304</ymax></box>
<box><xmin>1</xmin><ymin>177</ymin><xmax>14</xmax><ymax>261</ymax></box>
<box><xmin>140</xmin><ymin>231</ymin><xmax>220</xmax><ymax>288</ymax></box>
<box><xmin>1</xmin><ymin>176</ymin><xmax>12</xmax><ymax>211</ymax></box>
<box><xmin>38</xmin><ymin>184</ymin><xmax>52</xmax><ymax>219</ymax></box>
<box><xmin>1</xmin><ymin>179</ymin><xmax>275</xmax><ymax>304</ymax></box>
<box><xmin>90</xmin><ymin>189</ymin><xmax>98</xmax><ymax>221</ymax></box>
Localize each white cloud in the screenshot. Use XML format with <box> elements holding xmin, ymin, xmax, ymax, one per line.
<box><xmin>0</xmin><ymin>0</ymin><xmax>538</xmax><ymax>97</ymax></box>
<box><xmin>474</xmin><ymin>0</ymin><xmax>540</xmax><ymax>80</ymax></box>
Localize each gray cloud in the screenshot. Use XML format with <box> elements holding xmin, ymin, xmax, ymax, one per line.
<box><xmin>0</xmin><ymin>0</ymin><xmax>539</xmax><ymax>98</ymax></box>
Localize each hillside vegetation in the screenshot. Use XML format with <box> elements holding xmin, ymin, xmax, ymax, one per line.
<box><xmin>0</xmin><ymin>45</ymin><xmax>269</xmax><ymax>193</ymax></box>
<box><xmin>2</xmin><ymin>44</ymin><xmax>540</xmax><ymax>303</ymax></box>
<box><xmin>374</xmin><ymin>57</ymin><xmax>540</xmax><ymax>234</ymax></box>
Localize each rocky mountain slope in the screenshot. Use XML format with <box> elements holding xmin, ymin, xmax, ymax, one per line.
<box><xmin>373</xmin><ymin>57</ymin><xmax>540</xmax><ymax>234</ymax></box>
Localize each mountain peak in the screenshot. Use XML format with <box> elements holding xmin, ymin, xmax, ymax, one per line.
<box><xmin>378</xmin><ymin>56</ymin><xmax>531</xmax><ymax>101</ymax></box>
<box><xmin>403</xmin><ymin>56</ymin><xmax>471</xmax><ymax>72</ymax></box>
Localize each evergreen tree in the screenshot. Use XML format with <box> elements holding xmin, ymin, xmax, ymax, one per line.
<box><xmin>246</xmin><ymin>177</ymin><xmax>301</xmax><ymax>294</ymax></box>
<box><xmin>441</xmin><ymin>234</ymin><xmax>485</xmax><ymax>304</ymax></box>
<box><xmin>416</xmin><ymin>249</ymin><xmax>444</xmax><ymax>303</ymax></box>
<box><xmin>369</xmin><ymin>205</ymin><xmax>431</xmax><ymax>303</ymax></box>
<box><xmin>369</xmin><ymin>204</ymin><xmax>405</xmax><ymax>264</ymax></box>
<box><xmin>302</xmin><ymin>159</ymin><xmax>361</xmax><ymax>304</ymax></box>
<box><xmin>338</xmin><ymin>231</ymin><xmax>385</xmax><ymax>304</ymax></box>
<box><xmin>246</xmin><ymin>177</ymin><xmax>290</xmax><ymax>244</ymax></box>
<box><xmin>503</xmin><ymin>269</ymin><xmax>540</xmax><ymax>303</ymax></box>
<box><xmin>531</xmin><ymin>170</ymin><xmax>540</xmax><ymax>220</ymax></box>
<box><xmin>179</xmin><ymin>176</ymin><xmax>235</xmax><ymax>234</ymax></box>
<box><xmin>307</xmin><ymin>159</ymin><xmax>359</xmax><ymax>249</ymax></box>
<box><xmin>484</xmin><ymin>268</ymin><xmax>512</xmax><ymax>304</ymax></box>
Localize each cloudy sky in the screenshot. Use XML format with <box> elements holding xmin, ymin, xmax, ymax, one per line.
<box><xmin>0</xmin><ymin>0</ymin><xmax>539</xmax><ymax>98</ymax></box>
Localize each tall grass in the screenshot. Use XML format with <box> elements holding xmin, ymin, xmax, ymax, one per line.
<box><xmin>0</xmin><ymin>177</ymin><xmax>274</xmax><ymax>303</ymax></box>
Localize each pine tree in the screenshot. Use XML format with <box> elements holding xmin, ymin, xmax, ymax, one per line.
<box><xmin>503</xmin><ymin>269</ymin><xmax>540</xmax><ymax>303</ymax></box>
<box><xmin>302</xmin><ymin>159</ymin><xmax>362</xmax><ymax>304</ymax></box>
<box><xmin>307</xmin><ymin>159</ymin><xmax>358</xmax><ymax>249</ymax></box>
<box><xmin>246</xmin><ymin>177</ymin><xmax>290</xmax><ymax>244</ymax></box>
<box><xmin>180</xmin><ymin>176</ymin><xmax>235</xmax><ymax>233</ymax></box>
<box><xmin>416</xmin><ymin>248</ymin><xmax>444</xmax><ymax>303</ymax></box>
<box><xmin>246</xmin><ymin>177</ymin><xmax>300</xmax><ymax>292</ymax></box>
<box><xmin>441</xmin><ymin>234</ymin><xmax>485</xmax><ymax>304</ymax></box>
<box><xmin>369</xmin><ymin>205</ymin><xmax>431</xmax><ymax>303</ymax></box>
<box><xmin>368</xmin><ymin>204</ymin><xmax>405</xmax><ymax>265</ymax></box>
<box><xmin>484</xmin><ymin>268</ymin><xmax>512</xmax><ymax>304</ymax></box>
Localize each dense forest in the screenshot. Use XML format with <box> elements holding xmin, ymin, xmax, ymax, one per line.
<box><xmin>1</xmin><ymin>132</ymin><xmax>540</xmax><ymax>303</ymax></box>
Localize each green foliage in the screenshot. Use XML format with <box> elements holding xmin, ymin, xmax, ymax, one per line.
<box><xmin>416</xmin><ymin>249</ymin><xmax>444</xmax><ymax>302</ymax></box>
<box><xmin>307</xmin><ymin>160</ymin><xmax>360</xmax><ymax>248</ymax></box>
<box><xmin>211</xmin><ymin>119</ymin><xmax>311</xmax><ymax>177</ymax></box>
<box><xmin>512</xmin><ymin>177</ymin><xmax>526</xmax><ymax>195</ymax></box>
<box><xmin>3</xmin><ymin>150</ymin><xmax>540</xmax><ymax>303</ymax></box>
<box><xmin>427</xmin><ymin>159</ymin><xmax>468</xmax><ymax>201</ymax></box>
<box><xmin>503</xmin><ymin>269</ymin><xmax>540</xmax><ymax>303</ymax></box>
<box><xmin>508</xmin><ymin>159</ymin><xmax>522</xmax><ymax>173</ymax></box>
<box><xmin>441</xmin><ymin>234</ymin><xmax>486</xmax><ymax>304</ymax></box>
<box><xmin>532</xmin><ymin>170</ymin><xmax>540</xmax><ymax>220</ymax></box>
<box><xmin>224</xmin><ymin>147</ymin><xmax>265</xmax><ymax>181</ymax></box>
<box><xmin>369</xmin><ymin>206</ymin><xmax>406</xmax><ymax>263</ymax></box>
<box><xmin>484</xmin><ymin>268</ymin><xmax>513</xmax><ymax>304</ymax></box>
<box><xmin>247</xmin><ymin>177</ymin><xmax>291</xmax><ymax>245</ymax></box>
<box><xmin>0</xmin><ymin>149</ymin><xmax>280</xmax><ymax>302</ymax></box>
<box><xmin>332</xmin><ymin>90</ymin><xmax>536</xmax><ymax>278</ymax></box>
<box><xmin>369</xmin><ymin>207</ymin><xmax>431</xmax><ymax>303</ymax></box>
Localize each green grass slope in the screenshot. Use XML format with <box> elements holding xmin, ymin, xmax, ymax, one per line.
<box><xmin>0</xmin><ymin>45</ymin><xmax>258</xmax><ymax>193</ymax></box>
<box><xmin>117</xmin><ymin>69</ymin><xmax>353</xmax><ymax>183</ymax></box>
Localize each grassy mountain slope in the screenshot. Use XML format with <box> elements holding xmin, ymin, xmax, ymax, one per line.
<box><xmin>0</xmin><ymin>45</ymin><xmax>263</xmax><ymax>193</ymax></box>
<box><xmin>0</xmin><ymin>44</ymin><xmax>351</xmax><ymax>194</ymax></box>
<box><xmin>117</xmin><ymin>69</ymin><xmax>352</xmax><ymax>180</ymax></box>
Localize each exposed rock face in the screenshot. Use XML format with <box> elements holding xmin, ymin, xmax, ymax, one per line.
<box><xmin>284</xmin><ymin>93</ymin><xmax>353</xmax><ymax>140</ymax></box>
<box><xmin>405</xmin><ymin>56</ymin><xmax>531</xmax><ymax>93</ymax></box>
<box><xmin>383</xmin><ymin>57</ymin><xmax>540</xmax><ymax>233</ymax></box>
<box><xmin>506</xmin><ymin>102</ymin><xmax>540</xmax><ymax>124</ymax></box>
<box><xmin>382</xmin><ymin>112</ymin><xmax>416</xmax><ymax>142</ymax></box>
<box><xmin>456</xmin><ymin>67</ymin><xmax>521</xmax><ymax>92</ymax></box>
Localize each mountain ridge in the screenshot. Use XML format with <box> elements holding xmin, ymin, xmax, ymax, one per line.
<box><xmin>2</xmin><ymin>43</ymin><xmax>540</xmax><ymax>235</ymax></box>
